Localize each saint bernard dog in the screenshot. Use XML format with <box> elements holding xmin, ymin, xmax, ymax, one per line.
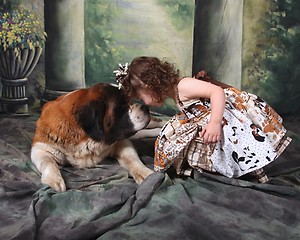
<box><xmin>31</xmin><ymin>83</ymin><xmax>163</xmax><ymax>192</ymax></box>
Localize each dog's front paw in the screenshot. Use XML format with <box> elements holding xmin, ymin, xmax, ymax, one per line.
<box><xmin>133</xmin><ymin>168</ymin><xmax>154</xmax><ymax>185</ymax></box>
<box><xmin>41</xmin><ymin>170</ymin><xmax>66</xmax><ymax>192</ymax></box>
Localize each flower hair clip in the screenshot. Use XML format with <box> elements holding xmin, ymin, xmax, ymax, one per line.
<box><xmin>113</xmin><ymin>63</ymin><xmax>129</xmax><ymax>89</ymax></box>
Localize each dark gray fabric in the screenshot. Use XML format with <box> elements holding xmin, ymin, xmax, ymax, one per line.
<box><xmin>0</xmin><ymin>116</ymin><xmax>300</xmax><ymax>240</ymax></box>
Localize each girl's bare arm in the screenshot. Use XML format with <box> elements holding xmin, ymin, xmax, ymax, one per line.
<box><xmin>178</xmin><ymin>77</ymin><xmax>225</xmax><ymax>143</ymax></box>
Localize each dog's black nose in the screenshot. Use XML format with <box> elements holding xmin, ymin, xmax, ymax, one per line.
<box><xmin>141</xmin><ymin>104</ymin><xmax>150</xmax><ymax>114</ymax></box>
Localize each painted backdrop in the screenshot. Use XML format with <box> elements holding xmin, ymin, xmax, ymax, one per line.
<box><xmin>85</xmin><ymin>0</ymin><xmax>194</xmax><ymax>114</ymax></box>
<box><xmin>1</xmin><ymin>0</ymin><xmax>299</xmax><ymax>116</ymax></box>
<box><xmin>193</xmin><ymin>0</ymin><xmax>300</xmax><ymax>115</ymax></box>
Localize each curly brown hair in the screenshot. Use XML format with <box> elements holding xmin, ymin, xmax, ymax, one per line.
<box><xmin>120</xmin><ymin>56</ymin><xmax>180</xmax><ymax>103</ymax></box>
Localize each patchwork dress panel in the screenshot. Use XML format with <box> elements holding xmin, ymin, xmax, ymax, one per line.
<box><xmin>154</xmin><ymin>87</ymin><xmax>292</xmax><ymax>178</ymax></box>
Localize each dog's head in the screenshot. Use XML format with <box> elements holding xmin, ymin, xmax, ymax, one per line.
<box><xmin>75</xmin><ymin>83</ymin><xmax>150</xmax><ymax>144</ymax></box>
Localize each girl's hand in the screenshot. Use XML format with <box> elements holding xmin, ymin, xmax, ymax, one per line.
<box><xmin>200</xmin><ymin>121</ymin><xmax>222</xmax><ymax>144</ymax></box>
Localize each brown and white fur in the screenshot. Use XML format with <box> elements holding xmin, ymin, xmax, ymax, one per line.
<box><xmin>31</xmin><ymin>83</ymin><xmax>164</xmax><ymax>192</ymax></box>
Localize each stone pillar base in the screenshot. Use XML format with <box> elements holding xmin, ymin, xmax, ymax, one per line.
<box><xmin>0</xmin><ymin>77</ymin><xmax>29</xmax><ymax>115</ymax></box>
<box><xmin>41</xmin><ymin>88</ymin><xmax>71</xmax><ymax>106</ymax></box>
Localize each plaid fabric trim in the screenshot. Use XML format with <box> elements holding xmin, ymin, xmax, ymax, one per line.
<box><xmin>249</xmin><ymin>168</ymin><xmax>269</xmax><ymax>183</ymax></box>
<box><xmin>275</xmin><ymin>134</ymin><xmax>292</xmax><ymax>158</ymax></box>
<box><xmin>185</xmin><ymin>137</ymin><xmax>216</xmax><ymax>172</ymax></box>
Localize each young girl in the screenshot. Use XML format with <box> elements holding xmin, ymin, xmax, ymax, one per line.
<box><xmin>114</xmin><ymin>56</ymin><xmax>292</xmax><ymax>183</ymax></box>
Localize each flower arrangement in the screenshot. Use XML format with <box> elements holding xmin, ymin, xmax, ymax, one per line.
<box><xmin>0</xmin><ymin>7</ymin><xmax>46</xmax><ymax>56</ymax></box>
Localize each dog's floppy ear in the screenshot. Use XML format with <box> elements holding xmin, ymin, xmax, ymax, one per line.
<box><xmin>75</xmin><ymin>100</ymin><xmax>106</xmax><ymax>141</ymax></box>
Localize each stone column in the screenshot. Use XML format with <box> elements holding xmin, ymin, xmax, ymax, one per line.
<box><xmin>42</xmin><ymin>0</ymin><xmax>85</xmax><ymax>103</ymax></box>
<box><xmin>192</xmin><ymin>0</ymin><xmax>243</xmax><ymax>88</ymax></box>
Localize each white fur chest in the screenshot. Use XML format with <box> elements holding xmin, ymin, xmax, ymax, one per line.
<box><xmin>32</xmin><ymin>140</ymin><xmax>114</xmax><ymax>169</ymax></box>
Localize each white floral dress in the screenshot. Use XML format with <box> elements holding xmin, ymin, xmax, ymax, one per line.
<box><xmin>154</xmin><ymin>86</ymin><xmax>292</xmax><ymax>180</ymax></box>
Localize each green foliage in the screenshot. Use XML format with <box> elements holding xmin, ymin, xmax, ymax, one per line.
<box><xmin>260</xmin><ymin>0</ymin><xmax>300</xmax><ymax>114</ymax></box>
<box><xmin>242</xmin><ymin>0</ymin><xmax>300</xmax><ymax>114</ymax></box>
<box><xmin>84</xmin><ymin>0</ymin><xmax>125</xmax><ymax>86</ymax></box>
<box><xmin>84</xmin><ymin>0</ymin><xmax>192</xmax><ymax>115</ymax></box>
<box><xmin>0</xmin><ymin>0</ymin><xmax>21</xmax><ymax>12</ymax></box>
<box><xmin>155</xmin><ymin>0</ymin><xmax>194</xmax><ymax>33</ymax></box>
